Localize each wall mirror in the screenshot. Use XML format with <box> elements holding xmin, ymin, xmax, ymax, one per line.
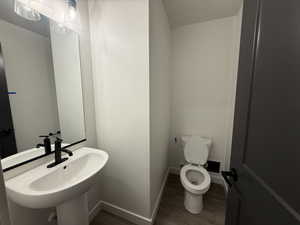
<box><xmin>0</xmin><ymin>0</ymin><xmax>86</xmax><ymax>170</ymax></box>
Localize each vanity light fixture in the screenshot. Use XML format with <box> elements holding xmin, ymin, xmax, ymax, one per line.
<box><xmin>14</xmin><ymin>0</ymin><xmax>80</xmax><ymax>33</ymax></box>
<box><xmin>14</xmin><ymin>0</ymin><xmax>41</xmax><ymax>21</ymax></box>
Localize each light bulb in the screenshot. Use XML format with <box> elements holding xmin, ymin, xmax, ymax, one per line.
<box><xmin>14</xmin><ymin>0</ymin><xmax>41</xmax><ymax>21</ymax></box>
<box><xmin>68</xmin><ymin>6</ymin><xmax>76</xmax><ymax>20</ymax></box>
<box><xmin>66</xmin><ymin>0</ymin><xmax>77</xmax><ymax>21</ymax></box>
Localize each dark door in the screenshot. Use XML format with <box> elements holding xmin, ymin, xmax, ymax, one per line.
<box><xmin>0</xmin><ymin>43</ymin><xmax>17</xmax><ymax>158</ymax></box>
<box><xmin>224</xmin><ymin>0</ymin><xmax>300</xmax><ymax>224</ymax></box>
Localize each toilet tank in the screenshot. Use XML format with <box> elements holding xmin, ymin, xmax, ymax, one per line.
<box><xmin>181</xmin><ymin>136</ymin><xmax>212</xmax><ymax>165</ymax></box>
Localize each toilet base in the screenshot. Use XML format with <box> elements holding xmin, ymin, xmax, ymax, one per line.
<box><xmin>184</xmin><ymin>190</ymin><xmax>203</xmax><ymax>214</ymax></box>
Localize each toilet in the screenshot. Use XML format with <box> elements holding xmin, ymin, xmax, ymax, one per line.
<box><xmin>180</xmin><ymin>136</ymin><xmax>212</xmax><ymax>214</ymax></box>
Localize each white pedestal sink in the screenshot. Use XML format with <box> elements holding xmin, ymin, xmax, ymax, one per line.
<box><xmin>4</xmin><ymin>147</ymin><xmax>108</xmax><ymax>225</ymax></box>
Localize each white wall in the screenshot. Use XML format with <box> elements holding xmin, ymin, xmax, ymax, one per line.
<box><xmin>149</xmin><ymin>0</ymin><xmax>171</xmax><ymax>214</ymax></box>
<box><xmin>224</xmin><ymin>5</ymin><xmax>243</xmax><ymax>171</ymax></box>
<box><xmin>89</xmin><ymin>0</ymin><xmax>151</xmax><ymax>218</ymax></box>
<box><xmin>0</xmin><ymin>19</ymin><xmax>60</xmax><ymax>152</ymax></box>
<box><xmin>169</xmin><ymin>14</ymin><xmax>242</xmax><ymax>172</ymax></box>
<box><xmin>77</xmin><ymin>0</ymin><xmax>99</xmax><ymax>211</ymax></box>
<box><xmin>50</xmin><ymin>25</ymin><xmax>86</xmax><ymax>144</ymax></box>
<box><xmin>78</xmin><ymin>0</ymin><xmax>97</xmax><ymax>150</ymax></box>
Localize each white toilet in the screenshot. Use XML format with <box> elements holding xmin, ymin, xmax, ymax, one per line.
<box><xmin>180</xmin><ymin>136</ymin><xmax>212</xmax><ymax>214</ymax></box>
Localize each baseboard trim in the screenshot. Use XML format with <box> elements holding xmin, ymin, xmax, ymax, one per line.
<box><xmin>88</xmin><ymin>169</ymin><xmax>169</xmax><ymax>225</ymax></box>
<box><xmin>89</xmin><ymin>200</ymin><xmax>151</xmax><ymax>225</ymax></box>
<box><xmin>101</xmin><ymin>201</ymin><xmax>152</xmax><ymax>225</ymax></box>
<box><xmin>210</xmin><ymin>172</ymin><xmax>228</xmax><ymax>193</ymax></box>
<box><xmin>89</xmin><ymin>200</ymin><xmax>102</xmax><ymax>222</ymax></box>
<box><xmin>150</xmin><ymin>168</ymin><xmax>169</xmax><ymax>223</ymax></box>
<box><xmin>209</xmin><ymin>172</ymin><xmax>223</xmax><ymax>185</ymax></box>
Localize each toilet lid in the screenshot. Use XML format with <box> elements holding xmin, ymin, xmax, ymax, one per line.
<box><xmin>184</xmin><ymin>137</ymin><xmax>210</xmax><ymax>165</ymax></box>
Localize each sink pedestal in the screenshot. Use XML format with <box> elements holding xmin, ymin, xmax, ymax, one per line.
<box><xmin>5</xmin><ymin>148</ymin><xmax>108</xmax><ymax>223</ymax></box>
<box><xmin>57</xmin><ymin>193</ymin><xmax>89</xmax><ymax>225</ymax></box>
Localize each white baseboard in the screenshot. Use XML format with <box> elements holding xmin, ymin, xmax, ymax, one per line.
<box><xmin>150</xmin><ymin>169</ymin><xmax>169</xmax><ymax>223</ymax></box>
<box><xmin>88</xmin><ymin>169</ymin><xmax>169</xmax><ymax>225</ymax></box>
<box><xmin>89</xmin><ymin>200</ymin><xmax>102</xmax><ymax>222</ymax></box>
<box><xmin>209</xmin><ymin>172</ymin><xmax>223</xmax><ymax>185</ymax></box>
<box><xmin>101</xmin><ymin>201</ymin><xmax>152</xmax><ymax>225</ymax></box>
<box><xmin>89</xmin><ymin>200</ymin><xmax>151</xmax><ymax>225</ymax></box>
<box><xmin>210</xmin><ymin>172</ymin><xmax>228</xmax><ymax>193</ymax></box>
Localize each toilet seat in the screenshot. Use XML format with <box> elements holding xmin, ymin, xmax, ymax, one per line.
<box><xmin>180</xmin><ymin>164</ymin><xmax>211</xmax><ymax>194</ymax></box>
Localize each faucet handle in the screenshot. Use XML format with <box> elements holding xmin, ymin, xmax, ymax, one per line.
<box><xmin>54</xmin><ymin>138</ymin><xmax>63</xmax><ymax>153</ymax></box>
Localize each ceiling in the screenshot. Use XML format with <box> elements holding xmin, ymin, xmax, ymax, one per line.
<box><xmin>0</xmin><ymin>0</ymin><xmax>50</xmax><ymax>37</ymax></box>
<box><xmin>163</xmin><ymin>0</ymin><xmax>243</xmax><ymax>28</ymax></box>
<box><xmin>0</xmin><ymin>0</ymin><xmax>243</xmax><ymax>36</ymax></box>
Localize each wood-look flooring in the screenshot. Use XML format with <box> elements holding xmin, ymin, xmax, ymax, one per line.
<box><xmin>91</xmin><ymin>174</ymin><xmax>226</xmax><ymax>225</ymax></box>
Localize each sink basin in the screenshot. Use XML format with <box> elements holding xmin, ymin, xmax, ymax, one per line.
<box><xmin>31</xmin><ymin>154</ymin><xmax>99</xmax><ymax>192</ymax></box>
<box><xmin>5</xmin><ymin>147</ymin><xmax>108</xmax><ymax>225</ymax></box>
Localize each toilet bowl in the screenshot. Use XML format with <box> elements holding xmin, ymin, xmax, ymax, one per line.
<box><xmin>180</xmin><ymin>164</ymin><xmax>211</xmax><ymax>214</ymax></box>
<box><xmin>180</xmin><ymin>136</ymin><xmax>212</xmax><ymax>214</ymax></box>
